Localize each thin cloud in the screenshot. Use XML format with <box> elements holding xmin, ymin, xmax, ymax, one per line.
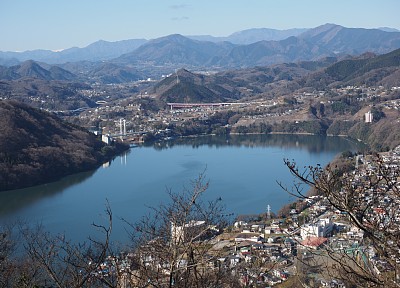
<box><xmin>169</xmin><ymin>4</ymin><xmax>189</xmax><ymax>9</ymax></box>
<box><xmin>171</xmin><ymin>16</ymin><xmax>189</xmax><ymax>21</ymax></box>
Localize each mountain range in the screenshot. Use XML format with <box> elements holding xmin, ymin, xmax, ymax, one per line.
<box><xmin>0</xmin><ymin>27</ymin><xmax>310</xmax><ymax>65</ymax></box>
<box><xmin>0</xmin><ymin>24</ymin><xmax>400</xmax><ymax>85</ymax></box>
<box><xmin>187</xmin><ymin>27</ymin><xmax>308</xmax><ymax>44</ymax></box>
<box><xmin>0</xmin><ymin>39</ymin><xmax>147</xmax><ymax>65</ymax></box>
<box><xmin>1</xmin><ymin>24</ymin><xmax>399</xmax><ymax>70</ymax></box>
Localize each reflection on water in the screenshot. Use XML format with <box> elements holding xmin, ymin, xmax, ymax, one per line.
<box><xmin>150</xmin><ymin>134</ymin><xmax>365</xmax><ymax>154</ymax></box>
<box><xmin>151</xmin><ymin>134</ymin><xmax>366</xmax><ymax>153</ymax></box>
<box><xmin>0</xmin><ymin>170</ymin><xmax>95</xmax><ymax>216</ymax></box>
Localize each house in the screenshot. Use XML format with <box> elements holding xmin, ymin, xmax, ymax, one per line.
<box><xmin>228</xmin><ymin>254</ymin><xmax>241</xmax><ymax>267</ymax></box>
<box><xmin>301</xmin><ymin>236</ymin><xmax>328</xmax><ymax>249</ymax></box>
<box><xmin>234</xmin><ymin>232</ymin><xmax>263</xmax><ymax>243</ymax></box>
<box><xmin>273</xmin><ymin>269</ymin><xmax>289</xmax><ymax>280</ymax></box>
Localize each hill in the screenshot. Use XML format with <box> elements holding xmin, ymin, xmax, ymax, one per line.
<box><xmin>0</xmin><ymin>79</ymin><xmax>96</xmax><ymax>111</ymax></box>
<box><xmin>0</xmin><ymin>60</ymin><xmax>77</xmax><ymax>81</ymax></box>
<box><xmin>0</xmin><ymin>100</ymin><xmax>129</xmax><ymax>191</ymax></box>
<box><xmin>152</xmin><ymin>58</ymin><xmax>340</xmax><ymax>103</ymax></box>
<box><xmin>152</xmin><ymin>69</ymin><xmax>240</xmax><ymax>103</ymax></box>
<box><xmin>325</xmin><ymin>48</ymin><xmax>400</xmax><ymax>81</ymax></box>
<box><xmin>86</xmin><ymin>62</ymin><xmax>143</xmax><ymax>84</ymax></box>
<box><xmin>295</xmin><ymin>49</ymin><xmax>400</xmax><ymax>90</ymax></box>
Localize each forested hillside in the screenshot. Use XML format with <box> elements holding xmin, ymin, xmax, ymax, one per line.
<box><xmin>0</xmin><ymin>100</ymin><xmax>128</xmax><ymax>191</ymax></box>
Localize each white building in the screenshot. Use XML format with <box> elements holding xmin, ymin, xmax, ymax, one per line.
<box><xmin>365</xmin><ymin>111</ymin><xmax>373</xmax><ymax>123</ymax></box>
<box><xmin>101</xmin><ymin>134</ymin><xmax>113</xmax><ymax>145</ymax></box>
<box><xmin>300</xmin><ymin>218</ymin><xmax>333</xmax><ymax>239</ymax></box>
<box><xmin>171</xmin><ymin>220</ymin><xmax>206</xmax><ymax>244</ymax></box>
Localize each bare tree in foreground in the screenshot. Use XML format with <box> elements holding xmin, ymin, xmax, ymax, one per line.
<box><xmin>123</xmin><ymin>173</ymin><xmax>240</xmax><ymax>288</ymax></box>
<box><xmin>0</xmin><ymin>175</ymin><xmax>239</xmax><ymax>288</ymax></box>
<box><xmin>281</xmin><ymin>154</ymin><xmax>400</xmax><ymax>287</ymax></box>
<box><xmin>18</xmin><ymin>202</ymin><xmax>117</xmax><ymax>288</ymax></box>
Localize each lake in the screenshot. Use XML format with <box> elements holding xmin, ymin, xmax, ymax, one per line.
<box><xmin>0</xmin><ymin>134</ymin><xmax>364</xmax><ymax>244</ymax></box>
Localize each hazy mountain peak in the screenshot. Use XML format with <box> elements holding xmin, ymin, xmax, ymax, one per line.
<box><xmin>150</xmin><ymin>34</ymin><xmax>192</xmax><ymax>44</ymax></box>
<box><xmin>299</xmin><ymin>23</ymin><xmax>343</xmax><ymax>39</ymax></box>
<box><xmin>378</xmin><ymin>27</ymin><xmax>400</xmax><ymax>33</ymax></box>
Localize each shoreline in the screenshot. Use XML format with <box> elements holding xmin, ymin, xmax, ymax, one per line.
<box><xmin>166</xmin><ymin>131</ymin><xmax>363</xmax><ymax>147</ymax></box>
<box><xmin>0</xmin><ymin>143</ymin><xmax>130</xmax><ymax>193</ymax></box>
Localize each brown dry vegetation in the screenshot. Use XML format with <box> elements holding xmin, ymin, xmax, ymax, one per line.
<box><xmin>0</xmin><ymin>100</ymin><xmax>129</xmax><ymax>191</ymax></box>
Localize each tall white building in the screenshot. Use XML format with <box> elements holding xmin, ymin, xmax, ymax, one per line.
<box><xmin>300</xmin><ymin>218</ymin><xmax>333</xmax><ymax>239</ymax></box>
<box><xmin>365</xmin><ymin>111</ymin><xmax>373</xmax><ymax>123</ymax></box>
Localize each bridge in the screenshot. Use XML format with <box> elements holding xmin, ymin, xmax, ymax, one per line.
<box><xmin>167</xmin><ymin>102</ymin><xmax>249</xmax><ymax>110</ymax></box>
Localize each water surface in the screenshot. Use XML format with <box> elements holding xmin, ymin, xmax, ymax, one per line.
<box><xmin>0</xmin><ymin>134</ymin><xmax>364</xmax><ymax>244</ymax></box>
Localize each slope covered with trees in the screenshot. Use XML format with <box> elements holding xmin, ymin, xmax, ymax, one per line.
<box><xmin>0</xmin><ymin>100</ymin><xmax>128</xmax><ymax>191</ymax></box>
<box><xmin>326</xmin><ymin>48</ymin><xmax>400</xmax><ymax>81</ymax></box>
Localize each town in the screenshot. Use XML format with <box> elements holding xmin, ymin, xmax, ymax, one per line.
<box><xmin>55</xmin><ymin>83</ymin><xmax>400</xmax><ymax>146</ymax></box>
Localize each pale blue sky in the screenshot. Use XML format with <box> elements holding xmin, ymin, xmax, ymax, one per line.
<box><xmin>1</xmin><ymin>0</ymin><xmax>399</xmax><ymax>51</ymax></box>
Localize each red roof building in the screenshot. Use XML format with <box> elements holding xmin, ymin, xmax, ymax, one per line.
<box><xmin>301</xmin><ymin>236</ymin><xmax>328</xmax><ymax>249</ymax></box>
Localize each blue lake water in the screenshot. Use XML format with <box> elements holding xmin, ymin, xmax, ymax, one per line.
<box><xmin>0</xmin><ymin>134</ymin><xmax>364</xmax><ymax>245</ymax></box>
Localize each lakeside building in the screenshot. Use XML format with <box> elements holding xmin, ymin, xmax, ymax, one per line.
<box><xmin>101</xmin><ymin>134</ymin><xmax>113</xmax><ymax>145</ymax></box>
<box><xmin>300</xmin><ymin>218</ymin><xmax>333</xmax><ymax>239</ymax></box>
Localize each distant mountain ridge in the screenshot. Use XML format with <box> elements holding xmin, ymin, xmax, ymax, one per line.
<box><xmin>0</xmin><ymin>39</ymin><xmax>147</xmax><ymax>65</ymax></box>
<box><xmin>1</xmin><ymin>24</ymin><xmax>399</xmax><ymax>67</ymax></box>
<box><xmin>187</xmin><ymin>28</ymin><xmax>308</xmax><ymax>44</ymax></box>
<box><xmin>113</xmin><ymin>24</ymin><xmax>400</xmax><ymax>70</ymax></box>
<box><xmin>299</xmin><ymin>24</ymin><xmax>400</xmax><ymax>54</ymax></box>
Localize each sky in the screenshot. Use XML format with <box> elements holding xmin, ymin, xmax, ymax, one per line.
<box><xmin>1</xmin><ymin>0</ymin><xmax>399</xmax><ymax>52</ymax></box>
